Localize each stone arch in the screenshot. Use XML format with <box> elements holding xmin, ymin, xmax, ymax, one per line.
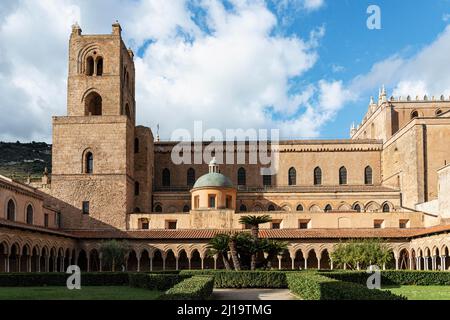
<box><xmin>252</xmin><ymin>203</ymin><xmax>264</xmax><ymax>212</ymax></box>
<box><xmin>365</xmin><ymin>201</ymin><xmax>381</xmax><ymax>212</ymax></box>
<box><xmin>306</xmin><ymin>249</ymin><xmax>319</xmax><ymax>269</ymax></box>
<box><xmin>9</xmin><ymin>243</ymin><xmax>20</xmax><ymax>272</ymax></box>
<box><xmin>293</xmin><ymin>248</ymin><xmax>305</xmax><ymax>270</ymax></box>
<box><xmin>280</xmin><ymin>203</ymin><xmax>292</xmax><ymax>212</ymax></box>
<box><xmin>178</xmin><ymin>249</ymin><xmax>189</xmax><ymax>270</ymax></box>
<box><xmin>398</xmin><ymin>248</ymin><xmax>409</xmax><ymax>270</ymax></box>
<box><xmin>86</xmin><ymin>56</ymin><xmax>94</xmax><ymax>76</ymax></box>
<box><xmin>338</xmin><ymin>202</ymin><xmax>352</xmax><ymax>211</ymax></box>
<box><xmin>84</xmin><ymin>91</ymin><xmax>102</xmax><ymax>116</ymax></box>
<box><xmin>152</xmin><ymin>249</ymin><xmax>164</xmax><ymax>271</ymax></box>
<box><xmin>77</xmin><ymin>249</ymin><xmax>88</xmax><ymax>272</ymax></box>
<box><xmin>352</xmin><ymin>202</ymin><xmax>364</xmax><ymax>213</ymax></box>
<box><xmin>154</xmin><ymin>203</ymin><xmax>163</xmax><ymax>213</ymax></box>
<box><xmin>190</xmin><ymin>249</ymin><xmax>202</xmax><ymax>269</ymax></box>
<box><xmin>296</xmin><ymin>203</ymin><xmax>304</xmax><ymax>212</ymax></box>
<box><xmin>382</xmin><ymin>201</ymin><xmax>393</xmax><ymax>213</ymax></box>
<box><xmin>89</xmin><ymin>249</ymin><xmax>100</xmax><ymax>272</ymax></box>
<box><xmin>309</xmin><ymin>204</ymin><xmax>322</xmax><ymax>213</ymax></box>
<box><xmin>5</xmin><ymin>197</ymin><xmax>17</xmax><ymax>221</ymax></box>
<box><xmin>127</xmin><ymin>249</ymin><xmax>138</xmax><ymax>272</ymax></box>
<box><xmin>95</xmin><ymin>56</ymin><xmax>103</xmax><ymax>76</ymax></box>
<box><xmin>319</xmin><ymin>249</ymin><xmax>331</xmax><ymax>269</ymax></box>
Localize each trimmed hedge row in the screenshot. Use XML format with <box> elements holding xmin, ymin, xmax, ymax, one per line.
<box><xmin>128</xmin><ymin>273</ymin><xmax>190</xmax><ymax>291</ymax></box>
<box><xmin>321</xmin><ymin>270</ymin><xmax>450</xmax><ymax>286</ymax></box>
<box><xmin>0</xmin><ymin>273</ymin><xmax>129</xmax><ymax>287</ymax></box>
<box><xmin>160</xmin><ymin>276</ymin><xmax>215</xmax><ymax>300</ymax></box>
<box><xmin>286</xmin><ymin>272</ymin><xmax>406</xmax><ymax>300</ymax></box>
<box><xmin>180</xmin><ymin>270</ymin><xmax>287</xmax><ymax>288</ymax></box>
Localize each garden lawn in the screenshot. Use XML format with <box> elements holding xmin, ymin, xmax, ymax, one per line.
<box><xmin>0</xmin><ymin>286</ymin><xmax>161</xmax><ymax>300</ymax></box>
<box><xmin>383</xmin><ymin>286</ymin><xmax>450</xmax><ymax>300</ymax></box>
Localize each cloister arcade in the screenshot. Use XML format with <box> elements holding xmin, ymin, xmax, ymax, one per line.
<box><xmin>1</xmin><ymin>230</ymin><xmax>449</xmax><ymax>272</ymax></box>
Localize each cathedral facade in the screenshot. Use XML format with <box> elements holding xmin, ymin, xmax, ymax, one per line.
<box><xmin>1</xmin><ymin>23</ymin><xmax>450</xmax><ymax>273</ymax></box>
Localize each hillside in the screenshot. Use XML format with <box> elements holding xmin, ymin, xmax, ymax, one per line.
<box><xmin>0</xmin><ymin>142</ymin><xmax>52</xmax><ymax>181</ymax></box>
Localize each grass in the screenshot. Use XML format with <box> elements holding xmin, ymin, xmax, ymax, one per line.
<box><xmin>0</xmin><ymin>286</ymin><xmax>162</xmax><ymax>300</ymax></box>
<box><xmin>383</xmin><ymin>285</ymin><xmax>450</xmax><ymax>300</ymax></box>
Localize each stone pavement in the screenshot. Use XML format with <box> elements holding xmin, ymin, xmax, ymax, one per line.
<box><xmin>211</xmin><ymin>289</ymin><xmax>298</xmax><ymax>300</ymax></box>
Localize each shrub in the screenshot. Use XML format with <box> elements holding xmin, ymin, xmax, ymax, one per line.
<box><xmin>322</xmin><ymin>270</ymin><xmax>450</xmax><ymax>286</ymax></box>
<box><xmin>286</xmin><ymin>272</ymin><xmax>405</xmax><ymax>300</ymax></box>
<box><xmin>128</xmin><ymin>273</ymin><xmax>189</xmax><ymax>291</ymax></box>
<box><xmin>180</xmin><ymin>270</ymin><xmax>287</xmax><ymax>288</ymax></box>
<box><xmin>0</xmin><ymin>272</ymin><xmax>129</xmax><ymax>287</ymax></box>
<box><xmin>160</xmin><ymin>276</ymin><xmax>214</xmax><ymax>300</ymax></box>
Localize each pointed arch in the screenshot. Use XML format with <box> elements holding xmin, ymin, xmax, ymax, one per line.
<box><xmin>84</xmin><ymin>91</ymin><xmax>102</xmax><ymax>116</ymax></box>
<box><xmin>288</xmin><ymin>167</ymin><xmax>297</xmax><ymax>186</ymax></box>
<box><xmin>364</xmin><ymin>166</ymin><xmax>373</xmax><ymax>185</ymax></box>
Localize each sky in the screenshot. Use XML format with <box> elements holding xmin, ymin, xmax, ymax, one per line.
<box><xmin>0</xmin><ymin>0</ymin><xmax>450</xmax><ymax>142</ymax></box>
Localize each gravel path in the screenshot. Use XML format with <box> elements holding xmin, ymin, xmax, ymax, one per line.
<box><xmin>211</xmin><ymin>289</ymin><xmax>298</xmax><ymax>300</ymax></box>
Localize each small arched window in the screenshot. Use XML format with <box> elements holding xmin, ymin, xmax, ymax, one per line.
<box><xmin>85</xmin><ymin>152</ymin><xmax>94</xmax><ymax>174</ymax></box>
<box><xmin>86</xmin><ymin>56</ymin><xmax>94</xmax><ymax>76</ymax></box>
<box><xmin>154</xmin><ymin>205</ymin><xmax>162</xmax><ymax>213</ymax></box>
<box><xmin>237</xmin><ymin>168</ymin><xmax>246</xmax><ymax>186</ymax></box>
<box><xmin>411</xmin><ymin>110</ymin><xmax>419</xmax><ymax>119</ymax></box>
<box><xmin>239</xmin><ymin>204</ymin><xmax>247</xmax><ymax>212</ymax></box>
<box><xmin>314</xmin><ymin>167</ymin><xmax>322</xmax><ymax>185</ymax></box>
<box><xmin>162</xmin><ymin>169</ymin><xmax>171</xmax><ymax>187</ymax></box>
<box><xmin>135</xmin><ymin>181</ymin><xmax>140</xmax><ymax>196</ymax></box>
<box><xmin>85</xmin><ymin>92</ymin><xmax>102</xmax><ymax>116</ymax></box>
<box><xmin>96</xmin><ymin>57</ymin><xmax>103</xmax><ymax>76</ymax></box>
<box><xmin>436</xmin><ymin>109</ymin><xmax>442</xmax><ymax>116</ymax></box>
<box><xmin>324</xmin><ymin>204</ymin><xmax>332</xmax><ymax>213</ymax></box>
<box><xmin>6</xmin><ymin>199</ymin><xmax>15</xmax><ymax>221</ymax></box>
<box><xmin>339</xmin><ymin>166</ymin><xmax>347</xmax><ymax>185</ymax></box>
<box><xmin>183</xmin><ymin>205</ymin><xmax>190</xmax><ymax>213</ymax></box>
<box><xmin>353</xmin><ymin>204</ymin><xmax>362</xmax><ymax>213</ymax></box>
<box><xmin>382</xmin><ymin>203</ymin><xmax>390</xmax><ymax>213</ymax></box>
<box><xmin>288</xmin><ymin>167</ymin><xmax>296</xmax><ymax>186</ymax></box>
<box><xmin>187</xmin><ymin>168</ymin><xmax>196</xmax><ymax>186</ymax></box>
<box><xmin>296</xmin><ymin>204</ymin><xmax>304</xmax><ymax>212</ymax></box>
<box><xmin>268</xmin><ymin>204</ymin><xmax>276</xmax><ymax>211</ymax></box>
<box><xmin>26</xmin><ymin>204</ymin><xmax>33</xmax><ymax>224</ymax></box>
<box><xmin>134</xmin><ymin>138</ymin><xmax>139</xmax><ymax>154</ymax></box>
<box><xmin>365</xmin><ymin>166</ymin><xmax>373</xmax><ymax>185</ymax></box>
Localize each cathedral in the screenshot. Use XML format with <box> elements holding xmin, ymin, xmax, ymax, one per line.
<box><xmin>1</xmin><ymin>23</ymin><xmax>450</xmax><ymax>273</ymax></box>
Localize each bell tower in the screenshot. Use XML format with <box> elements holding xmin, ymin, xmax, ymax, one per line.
<box><xmin>51</xmin><ymin>23</ymin><xmax>137</xmax><ymax>230</ymax></box>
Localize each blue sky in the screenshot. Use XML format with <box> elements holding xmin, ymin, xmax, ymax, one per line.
<box><xmin>0</xmin><ymin>0</ymin><xmax>450</xmax><ymax>142</ymax></box>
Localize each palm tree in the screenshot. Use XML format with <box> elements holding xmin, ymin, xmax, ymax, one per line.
<box><xmin>207</xmin><ymin>234</ymin><xmax>232</xmax><ymax>270</ymax></box>
<box><xmin>239</xmin><ymin>215</ymin><xmax>272</xmax><ymax>270</ymax></box>
<box><xmin>229</xmin><ymin>233</ymin><xmax>241</xmax><ymax>271</ymax></box>
<box><xmin>261</xmin><ymin>239</ymin><xmax>288</xmax><ymax>269</ymax></box>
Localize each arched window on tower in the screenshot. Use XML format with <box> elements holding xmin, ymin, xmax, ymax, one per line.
<box><xmin>365</xmin><ymin>166</ymin><xmax>373</xmax><ymax>185</ymax></box>
<box><xmin>288</xmin><ymin>167</ymin><xmax>296</xmax><ymax>186</ymax></box>
<box><xmin>339</xmin><ymin>166</ymin><xmax>347</xmax><ymax>185</ymax></box>
<box><xmin>85</xmin><ymin>92</ymin><xmax>102</xmax><ymax>116</ymax></box>
<box><xmin>86</xmin><ymin>56</ymin><xmax>94</xmax><ymax>76</ymax></box>
<box><xmin>314</xmin><ymin>167</ymin><xmax>322</xmax><ymax>186</ymax></box>
<box><xmin>353</xmin><ymin>204</ymin><xmax>362</xmax><ymax>213</ymax></box>
<box><xmin>296</xmin><ymin>204</ymin><xmax>304</xmax><ymax>212</ymax></box>
<box><xmin>324</xmin><ymin>204</ymin><xmax>332</xmax><ymax>213</ymax></box>
<box><xmin>187</xmin><ymin>168</ymin><xmax>196</xmax><ymax>187</ymax></box>
<box><xmin>382</xmin><ymin>203</ymin><xmax>390</xmax><ymax>213</ymax></box>
<box><xmin>6</xmin><ymin>199</ymin><xmax>15</xmax><ymax>221</ymax></box>
<box><xmin>237</xmin><ymin>168</ymin><xmax>246</xmax><ymax>186</ymax></box>
<box><xmin>135</xmin><ymin>181</ymin><xmax>140</xmax><ymax>196</ymax></box>
<box><xmin>162</xmin><ymin>169</ymin><xmax>171</xmax><ymax>187</ymax></box>
<box><xmin>26</xmin><ymin>204</ymin><xmax>33</xmax><ymax>224</ymax></box>
<box><xmin>85</xmin><ymin>152</ymin><xmax>94</xmax><ymax>174</ymax></box>
<box><xmin>134</xmin><ymin>138</ymin><xmax>139</xmax><ymax>154</ymax></box>
<box><xmin>96</xmin><ymin>57</ymin><xmax>103</xmax><ymax>76</ymax></box>
<box><xmin>411</xmin><ymin>110</ymin><xmax>419</xmax><ymax>119</ymax></box>
<box><xmin>436</xmin><ymin>109</ymin><xmax>443</xmax><ymax>116</ymax></box>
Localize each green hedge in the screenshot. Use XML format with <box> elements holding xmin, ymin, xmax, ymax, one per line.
<box><xmin>286</xmin><ymin>272</ymin><xmax>405</xmax><ymax>300</ymax></box>
<box><xmin>321</xmin><ymin>270</ymin><xmax>450</xmax><ymax>286</ymax></box>
<box><xmin>0</xmin><ymin>272</ymin><xmax>129</xmax><ymax>287</ymax></box>
<box><xmin>128</xmin><ymin>273</ymin><xmax>190</xmax><ymax>291</ymax></box>
<box><xmin>160</xmin><ymin>276</ymin><xmax>215</xmax><ymax>300</ymax></box>
<box><xmin>180</xmin><ymin>270</ymin><xmax>287</xmax><ymax>288</ymax></box>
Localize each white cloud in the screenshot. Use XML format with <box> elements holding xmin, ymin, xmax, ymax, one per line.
<box><xmin>348</xmin><ymin>25</ymin><xmax>450</xmax><ymax>100</ymax></box>
<box><xmin>0</xmin><ymin>0</ymin><xmax>335</xmax><ymax>142</ymax></box>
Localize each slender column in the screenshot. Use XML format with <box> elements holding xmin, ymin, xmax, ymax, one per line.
<box><xmin>395</xmin><ymin>257</ymin><xmax>399</xmax><ymax>270</ymax></box>
<box><xmin>214</xmin><ymin>256</ymin><xmax>217</xmax><ymax>270</ymax></box>
<box><xmin>188</xmin><ymin>258</ymin><xmax>192</xmax><ymax>270</ymax></box>
<box><xmin>162</xmin><ymin>256</ymin><xmax>166</xmax><ymax>271</ymax></box>
<box><xmin>175</xmin><ymin>257</ymin><xmax>179</xmax><ymax>271</ymax></box>
<box><xmin>37</xmin><ymin>255</ymin><xmax>41</xmax><ymax>273</ymax></box>
<box><xmin>137</xmin><ymin>257</ymin><xmax>141</xmax><ymax>272</ymax></box>
<box><xmin>330</xmin><ymin>260</ymin><xmax>334</xmax><ymax>270</ymax></box>
<box><xmin>382</xmin><ymin>263</ymin><xmax>386</xmax><ymax>271</ymax></box>
<box><xmin>6</xmin><ymin>255</ymin><xmax>10</xmax><ymax>273</ymax></box>
<box><xmin>304</xmin><ymin>258</ymin><xmax>308</xmax><ymax>270</ymax></box>
<box><xmin>28</xmin><ymin>256</ymin><xmax>32</xmax><ymax>272</ymax></box>
<box><xmin>425</xmin><ymin>257</ymin><xmax>429</xmax><ymax>270</ymax></box>
<box><xmin>409</xmin><ymin>257</ymin><xmax>413</xmax><ymax>270</ymax></box>
<box><xmin>99</xmin><ymin>257</ymin><xmax>103</xmax><ymax>272</ymax></box>
<box><xmin>201</xmin><ymin>257</ymin><xmax>204</xmax><ymax>270</ymax></box>
<box><xmin>150</xmin><ymin>257</ymin><xmax>153</xmax><ymax>272</ymax></box>
<box><xmin>442</xmin><ymin>256</ymin><xmax>446</xmax><ymax>271</ymax></box>
<box><xmin>278</xmin><ymin>256</ymin><xmax>282</xmax><ymax>270</ymax></box>
<box><xmin>291</xmin><ymin>257</ymin><xmax>295</xmax><ymax>270</ymax></box>
<box><xmin>317</xmin><ymin>258</ymin><xmax>321</xmax><ymax>270</ymax></box>
<box><xmin>17</xmin><ymin>255</ymin><xmax>21</xmax><ymax>273</ymax></box>
<box><xmin>432</xmin><ymin>256</ymin><xmax>436</xmax><ymax>270</ymax></box>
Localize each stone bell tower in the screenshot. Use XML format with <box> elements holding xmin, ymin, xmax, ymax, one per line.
<box><xmin>51</xmin><ymin>22</ymin><xmax>136</xmax><ymax>230</ymax></box>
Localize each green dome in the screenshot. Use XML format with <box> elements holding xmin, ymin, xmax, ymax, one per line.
<box><xmin>193</xmin><ymin>172</ymin><xmax>234</xmax><ymax>189</ymax></box>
